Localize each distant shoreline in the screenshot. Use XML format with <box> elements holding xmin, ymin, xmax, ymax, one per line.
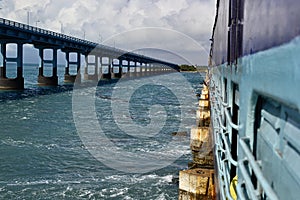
<box><xmin>178</xmin><ymin>65</ymin><xmax>208</xmax><ymax>73</ymax></box>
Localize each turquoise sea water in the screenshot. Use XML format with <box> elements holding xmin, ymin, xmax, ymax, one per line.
<box><xmin>0</xmin><ymin>65</ymin><xmax>204</xmax><ymax>199</ymax></box>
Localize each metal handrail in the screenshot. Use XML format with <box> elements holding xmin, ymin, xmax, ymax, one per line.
<box><xmin>236</xmin><ymin>182</ymin><xmax>247</xmax><ymax>200</ymax></box>
<box><xmin>224</xmin><ymin>108</ymin><xmax>240</xmax><ymax>130</ymax></box>
<box><xmin>220</xmin><ymin>131</ymin><xmax>238</xmax><ymax>166</ymax></box>
<box><xmin>211</xmin><ymin>84</ymin><xmax>240</xmax><ymax>131</ymax></box>
<box><xmin>239</xmin><ymin>158</ymin><xmax>259</xmax><ymax>200</ymax></box>
<box><xmin>0</xmin><ymin>18</ymin><xmax>179</xmax><ymax>68</ymax></box>
<box><xmin>218</xmin><ymin>94</ymin><xmax>229</xmax><ymax>107</ymax></box>
<box><xmin>216</xmin><ymin>148</ymin><xmax>235</xmax><ymax>200</ymax></box>
<box><xmin>210</xmin><ymin>75</ymin><xmax>240</xmax><ymax>200</ymax></box>
<box><xmin>239</xmin><ymin>137</ymin><xmax>279</xmax><ymax>200</ymax></box>
<box><xmin>0</xmin><ymin>17</ymin><xmax>97</xmax><ymax>46</ymax></box>
<box><xmin>211</xmin><ymin>88</ymin><xmax>238</xmax><ymax>166</ymax></box>
<box><xmin>217</xmin><ymin>112</ymin><xmax>227</xmax><ymax>130</ymax></box>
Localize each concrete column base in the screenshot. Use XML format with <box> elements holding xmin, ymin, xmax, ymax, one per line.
<box><xmin>102</xmin><ymin>73</ymin><xmax>111</xmax><ymax>79</ymax></box>
<box><xmin>112</xmin><ymin>73</ymin><xmax>122</xmax><ymax>79</ymax></box>
<box><xmin>127</xmin><ymin>72</ymin><xmax>135</xmax><ymax>78</ymax></box>
<box><xmin>64</xmin><ymin>74</ymin><xmax>80</xmax><ymax>83</ymax></box>
<box><xmin>123</xmin><ymin>72</ymin><xmax>130</xmax><ymax>78</ymax></box>
<box><xmin>135</xmin><ymin>72</ymin><xmax>141</xmax><ymax>77</ymax></box>
<box><xmin>179</xmin><ymin>168</ymin><xmax>215</xmax><ymax>199</ymax></box>
<box><xmin>0</xmin><ymin>77</ymin><xmax>24</xmax><ymax>90</ymax></box>
<box><xmin>38</xmin><ymin>75</ymin><xmax>58</xmax><ymax>86</ymax></box>
<box><xmin>84</xmin><ymin>73</ymin><xmax>98</xmax><ymax>81</ymax></box>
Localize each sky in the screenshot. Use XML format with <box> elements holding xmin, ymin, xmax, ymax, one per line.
<box><xmin>0</xmin><ymin>0</ymin><xmax>216</xmax><ymax>65</ymax></box>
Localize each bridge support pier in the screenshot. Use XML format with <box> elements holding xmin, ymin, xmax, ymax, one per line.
<box><xmin>126</xmin><ymin>61</ymin><xmax>133</xmax><ymax>78</ymax></box>
<box><xmin>141</xmin><ymin>65</ymin><xmax>147</xmax><ymax>77</ymax></box>
<box><xmin>37</xmin><ymin>48</ymin><xmax>58</xmax><ymax>86</ymax></box>
<box><xmin>101</xmin><ymin>57</ymin><xmax>112</xmax><ymax>79</ymax></box>
<box><xmin>148</xmin><ymin>65</ymin><xmax>153</xmax><ymax>76</ymax></box>
<box><xmin>121</xmin><ymin>60</ymin><xmax>129</xmax><ymax>78</ymax></box>
<box><xmin>0</xmin><ymin>42</ymin><xmax>24</xmax><ymax>90</ymax></box>
<box><xmin>0</xmin><ymin>68</ymin><xmax>24</xmax><ymax>90</ymax></box>
<box><xmin>152</xmin><ymin>66</ymin><xmax>157</xmax><ymax>75</ymax></box>
<box><xmin>135</xmin><ymin>62</ymin><xmax>141</xmax><ymax>77</ymax></box>
<box><xmin>149</xmin><ymin>64</ymin><xmax>155</xmax><ymax>76</ymax></box>
<box><xmin>127</xmin><ymin>66</ymin><xmax>131</xmax><ymax>78</ymax></box>
<box><xmin>144</xmin><ymin>64</ymin><xmax>149</xmax><ymax>76</ymax></box>
<box><xmin>64</xmin><ymin>51</ymin><xmax>81</xmax><ymax>83</ymax></box>
<box><xmin>84</xmin><ymin>54</ymin><xmax>98</xmax><ymax>81</ymax></box>
<box><xmin>112</xmin><ymin>59</ymin><xmax>122</xmax><ymax>79</ymax></box>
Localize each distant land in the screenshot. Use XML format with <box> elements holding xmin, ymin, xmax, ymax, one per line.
<box><xmin>179</xmin><ymin>65</ymin><xmax>208</xmax><ymax>72</ymax></box>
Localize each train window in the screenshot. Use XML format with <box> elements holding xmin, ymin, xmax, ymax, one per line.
<box><xmin>230</xmin><ymin>83</ymin><xmax>239</xmax><ymax>180</ymax></box>
<box><xmin>223</xmin><ymin>78</ymin><xmax>227</xmax><ymax>103</ymax></box>
<box><xmin>236</xmin><ymin>24</ymin><xmax>243</xmax><ymax>64</ymax></box>
<box><xmin>237</xmin><ymin>0</ymin><xmax>244</xmax><ymax>22</ymax></box>
<box><xmin>227</xmin><ymin>0</ymin><xmax>243</xmax><ymax>66</ymax></box>
<box><xmin>227</xmin><ymin>25</ymin><xmax>237</xmax><ymax>65</ymax></box>
<box><xmin>228</xmin><ymin>0</ymin><xmax>232</xmax><ymax>27</ymax></box>
<box><xmin>227</xmin><ymin>30</ymin><xmax>231</xmax><ymax>65</ymax></box>
<box><xmin>253</xmin><ymin>97</ymin><xmax>300</xmax><ymax>199</ymax></box>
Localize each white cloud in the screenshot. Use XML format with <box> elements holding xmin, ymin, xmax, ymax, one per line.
<box><xmin>0</xmin><ymin>0</ymin><xmax>216</xmax><ymax>65</ymax></box>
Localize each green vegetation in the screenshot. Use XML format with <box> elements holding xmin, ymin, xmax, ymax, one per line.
<box><xmin>179</xmin><ymin>65</ymin><xmax>208</xmax><ymax>72</ymax></box>
<box><xmin>179</xmin><ymin>65</ymin><xmax>197</xmax><ymax>71</ymax></box>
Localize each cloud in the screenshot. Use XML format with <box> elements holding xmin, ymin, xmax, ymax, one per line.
<box><xmin>1</xmin><ymin>0</ymin><xmax>216</xmax><ymax>65</ymax></box>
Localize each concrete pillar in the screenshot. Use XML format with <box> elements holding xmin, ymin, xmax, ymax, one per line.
<box><xmin>77</xmin><ymin>53</ymin><xmax>81</xmax><ymax>75</ymax></box>
<box><xmin>158</xmin><ymin>65</ymin><xmax>163</xmax><ymax>74</ymax></box>
<box><xmin>153</xmin><ymin>65</ymin><xmax>157</xmax><ymax>75</ymax></box>
<box><xmin>0</xmin><ymin>43</ymin><xmax>6</xmax><ymax>79</ymax></box>
<box><xmin>111</xmin><ymin>59</ymin><xmax>116</xmax><ymax>79</ymax></box>
<box><xmin>146</xmin><ymin>64</ymin><xmax>151</xmax><ymax>76</ymax></box>
<box><xmin>150</xmin><ymin>64</ymin><xmax>155</xmax><ymax>75</ymax></box>
<box><xmin>112</xmin><ymin>59</ymin><xmax>122</xmax><ymax>78</ymax></box>
<box><xmin>159</xmin><ymin>65</ymin><xmax>164</xmax><ymax>74</ymax></box>
<box><xmin>141</xmin><ymin>63</ymin><xmax>146</xmax><ymax>77</ymax></box>
<box><xmin>135</xmin><ymin>62</ymin><xmax>140</xmax><ymax>77</ymax></box>
<box><xmin>148</xmin><ymin>64</ymin><xmax>153</xmax><ymax>76</ymax></box>
<box><xmin>0</xmin><ymin>42</ymin><xmax>24</xmax><ymax>90</ymax></box>
<box><xmin>127</xmin><ymin>60</ymin><xmax>134</xmax><ymax>78</ymax></box>
<box><xmin>84</xmin><ymin>54</ymin><xmax>98</xmax><ymax>81</ymax></box>
<box><xmin>97</xmin><ymin>55</ymin><xmax>103</xmax><ymax>80</ymax></box>
<box><xmin>121</xmin><ymin>60</ymin><xmax>127</xmax><ymax>76</ymax></box>
<box><xmin>64</xmin><ymin>52</ymin><xmax>81</xmax><ymax>83</ymax></box>
<box><xmin>38</xmin><ymin>48</ymin><xmax>58</xmax><ymax>86</ymax></box>
<box><xmin>178</xmin><ymin>80</ymin><xmax>215</xmax><ymax>199</ymax></box>
<box><xmin>17</xmin><ymin>43</ymin><xmax>23</xmax><ymax>79</ymax></box>
<box><xmin>179</xmin><ymin>168</ymin><xmax>215</xmax><ymax>199</ymax></box>
<box><xmin>102</xmin><ymin>57</ymin><xmax>111</xmax><ymax>79</ymax></box>
<box><xmin>145</xmin><ymin>64</ymin><xmax>150</xmax><ymax>76</ymax></box>
<box><xmin>127</xmin><ymin>61</ymin><xmax>130</xmax><ymax>77</ymax></box>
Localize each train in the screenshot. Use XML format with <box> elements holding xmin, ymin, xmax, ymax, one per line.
<box><xmin>209</xmin><ymin>0</ymin><xmax>300</xmax><ymax>199</ymax></box>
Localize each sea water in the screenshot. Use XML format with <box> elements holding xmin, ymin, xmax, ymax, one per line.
<box><xmin>0</xmin><ymin>64</ymin><xmax>204</xmax><ymax>199</ymax></box>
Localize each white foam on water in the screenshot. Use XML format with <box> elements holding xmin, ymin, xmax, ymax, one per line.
<box><xmin>109</xmin><ymin>187</ymin><xmax>129</xmax><ymax>198</ymax></box>
<box><xmin>78</xmin><ymin>189</ymin><xmax>92</xmax><ymax>197</ymax></box>
<box><xmin>1</xmin><ymin>138</ymin><xmax>31</xmax><ymax>147</ymax></box>
<box><xmin>156</xmin><ymin>193</ymin><xmax>167</xmax><ymax>200</ymax></box>
<box><xmin>6</xmin><ymin>178</ymin><xmax>87</xmax><ymax>187</ymax></box>
<box><xmin>123</xmin><ymin>196</ymin><xmax>134</xmax><ymax>200</ymax></box>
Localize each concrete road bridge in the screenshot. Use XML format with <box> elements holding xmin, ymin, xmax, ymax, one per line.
<box><xmin>0</xmin><ymin>18</ymin><xmax>179</xmax><ymax>90</ymax></box>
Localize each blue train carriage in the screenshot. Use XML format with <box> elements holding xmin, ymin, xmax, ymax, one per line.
<box><xmin>209</xmin><ymin>0</ymin><xmax>300</xmax><ymax>199</ymax></box>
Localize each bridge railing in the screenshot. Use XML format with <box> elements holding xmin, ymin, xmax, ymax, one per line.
<box><xmin>0</xmin><ymin>18</ymin><xmax>178</xmax><ymax>69</ymax></box>
<box><xmin>0</xmin><ymin>18</ymin><xmax>98</xmax><ymax>47</ymax></box>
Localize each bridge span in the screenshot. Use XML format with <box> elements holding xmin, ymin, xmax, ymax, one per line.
<box><xmin>0</xmin><ymin>18</ymin><xmax>179</xmax><ymax>90</ymax></box>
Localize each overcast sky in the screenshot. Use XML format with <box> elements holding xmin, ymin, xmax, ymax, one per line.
<box><xmin>0</xmin><ymin>0</ymin><xmax>216</xmax><ymax>65</ymax></box>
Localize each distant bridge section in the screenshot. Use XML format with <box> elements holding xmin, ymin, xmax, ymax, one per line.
<box><xmin>0</xmin><ymin>18</ymin><xmax>179</xmax><ymax>90</ymax></box>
